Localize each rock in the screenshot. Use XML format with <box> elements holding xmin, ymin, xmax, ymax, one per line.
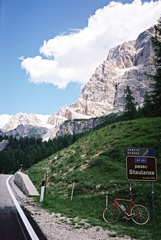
<box><xmin>14</xmin><ymin>171</ymin><xmax>39</xmax><ymax>197</ymax></box>
<box><xmin>56</xmin><ymin>118</ymin><xmax>101</xmax><ymax>137</ymax></box>
<box><xmin>2</xmin><ymin>113</ymin><xmax>43</xmax><ymax>132</ymax></box>
<box><xmin>65</xmin><ymin>27</ymin><xmax>155</xmax><ymax>118</ymax></box>
<box><xmin>0</xmin><ymin>140</ymin><xmax>8</xmax><ymax>151</ymax></box>
<box><xmin>3</xmin><ymin>124</ymin><xmax>48</xmax><ymax>139</ymax></box>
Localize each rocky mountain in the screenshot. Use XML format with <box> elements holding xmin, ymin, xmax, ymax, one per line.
<box><xmin>46</xmin><ymin>106</ymin><xmax>69</xmax><ymax>139</ymax></box>
<box><xmin>1</xmin><ymin>113</ymin><xmax>54</xmax><ymax>140</ymax></box>
<box><xmin>47</xmin><ymin>26</ymin><xmax>155</xmax><ymax>138</ymax></box>
<box><xmin>3</xmin><ymin>124</ymin><xmax>48</xmax><ymax>139</ymax></box>
<box><xmin>0</xmin><ymin>26</ymin><xmax>155</xmax><ymax>140</ymax></box>
<box><xmin>2</xmin><ymin>113</ymin><xmax>48</xmax><ymax>131</ymax></box>
<box><xmin>54</xmin><ymin>118</ymin><xmax>101</xmax><ymax>138</ymax></box>
<box><xmin>64</xmin><ymin>26</ymin><xmax>154</xmax><ymax>119</ymax></box>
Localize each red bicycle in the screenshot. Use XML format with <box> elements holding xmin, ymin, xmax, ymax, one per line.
<box><xmin>103</xmin><ymin>194</ymin><xmax>150</xmax><ymax>225</ymax></box>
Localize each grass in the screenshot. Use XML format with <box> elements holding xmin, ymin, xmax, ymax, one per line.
<box><xmin>26</xmin><ymin>117</ymin><xmax>161</xmax><ymax>240</ymax></box>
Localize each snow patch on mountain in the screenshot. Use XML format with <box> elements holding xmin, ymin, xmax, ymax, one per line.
<box><xmin>1</xmin><ymin>113</ymin><xmax>53</xmax><ymax>131</ymax></box>
<box><xmin>35</xmin><ymin>114</ymin><xmax>51</xmax><ymax>125</ymax></box>
<box><xmin>0</xmin><ymin>114</ymin><xmax>13</xmax><ymax>128</ymax></box>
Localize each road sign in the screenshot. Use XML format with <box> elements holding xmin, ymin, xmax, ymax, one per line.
<box><xmin>126</xmin><ymin>148</ymin><xmax>156</xmax><ymax>156</ymax></box>
<box><xmin>126</xmin><ymin>156</ymin><xmax>157</xmax><ymax>181</ymax></box>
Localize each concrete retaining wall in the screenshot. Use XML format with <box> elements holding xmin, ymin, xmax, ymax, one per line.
<box><xmin>14</xmin><ymin>171</ymin><xmax>39</xmax><ymax>197</ymax></box>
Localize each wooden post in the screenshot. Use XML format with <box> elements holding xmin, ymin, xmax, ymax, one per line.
<box><xmin>71</xmin><ymin>182</ymin><xmax>75</xmax><ymax>201</ymax></box>
<box><xmin>106</xmin><ymin>194</ymin><xmax>108</xmax><ymax>206</ymax></box>
<box><xmin>44</xmin><ymin>172</ymin><xmax>48</xmax><ymax>194</ymax></box>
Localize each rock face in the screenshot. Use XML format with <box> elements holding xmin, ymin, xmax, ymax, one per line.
<box><xmin>55</xmin><ymin>118</ymin><xmax>101</xmax><ymax>138</ymax></box>
<box><xmin>46</xmin><ymin>26</ymin><xmax>155</xmax><ymax>138</ymax></box>
<box><xmin>2</xmin><ymin>113</ymin><xmax>43</xmax><ymax>131</ymax></box>
<box><xmin>14</xmin><ymin>172</ymin><xmax>39</xmax><ymax>196</ymax></box>
<box><xmin>3</xmin><ymin>124</ymin><xmax>48</xmax><ymax>138</ymax></box>
<box><xmin>65</xmin><ymin>27</ymin><xmax>155</xmax><ymax>119</ymax></box>
<box><xmin>46</xmin><ymin>106</ymin><xmax>69</xmax><ymax>139</ymax></box>
<box><xmin>0</xmin><ymin>27</ymin><xmax>156</xmax><ymax>140</ymax></box>
<box><xmin>1</xmin><ymin>113</ymin><xmax>53</xmax><ymax>139</ymax></box>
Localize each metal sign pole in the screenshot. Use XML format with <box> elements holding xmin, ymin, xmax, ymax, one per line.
<box><xmin>129</xmin><ymin>181</ymin><xmax>132</xmax><ymax>199</ymax></box>
<box><xmin>151</xmin><ymin>182</ymin><xmax>155</xmax><ymax>220</ymax></box>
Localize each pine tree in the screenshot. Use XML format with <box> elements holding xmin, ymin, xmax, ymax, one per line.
<box><xmin>123</xmin><ymin>86</ymin><xmax>136</xmax><ymax>120</ymax></box>
<box><xmin>150</xmin><ymin>18</ymin><xmax>161</xmax><ymax>116</ymax></box>
<box><xmin>35</xmin><ymin>146</ymin><xmax>43</xmax><ymax>163</ymax></box>
<box><xmin>142</xmin><ymin>92</ymin><xmax>153</xmax><ymax>117</ymax></box>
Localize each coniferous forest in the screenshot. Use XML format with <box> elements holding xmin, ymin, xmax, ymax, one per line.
<box><xmin>0</xmin><ymin>133</ymin><xmax>83</xmax><ymax>174</ymax></box>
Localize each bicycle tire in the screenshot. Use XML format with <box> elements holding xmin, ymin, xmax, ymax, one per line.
<box><xmin>103</xmin><ymin>203</ymin><xmax>120</xmax><ymax>224</ymax></box>
<box><xmin>130</xmin><ymin>204</ymin><xmax>150</xmax><ymax>225</ymax></box>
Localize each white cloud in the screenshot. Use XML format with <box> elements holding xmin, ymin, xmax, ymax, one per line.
<box><xmin>0</xmin><ymin>114</ymin><xmax>12</xmax><ymax>128</ymax></box>
<box><xmin>21</xmin><ymin>0</ymin><xmax>161</xmax><ymax>89</ymax></box>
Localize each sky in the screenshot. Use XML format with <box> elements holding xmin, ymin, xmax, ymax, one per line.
<box><xmin>1</xmin><ymin>0</ymin><xmax>161</xmax><ymax>119</ymax></box>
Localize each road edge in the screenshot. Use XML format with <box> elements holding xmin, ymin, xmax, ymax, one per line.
<box><xmin>6</xmin><ymin>175</ymin><xmax>39</xmax><ymax>240</ymax></box>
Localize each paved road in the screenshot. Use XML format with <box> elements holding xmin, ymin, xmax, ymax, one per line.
<box><xmin>0</xmin><ymin>174</ymin><xmax>47</xmax><ymax>240</ymax></box>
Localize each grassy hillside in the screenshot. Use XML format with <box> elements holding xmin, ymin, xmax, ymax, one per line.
<box><xmin>27</xmin><ymin>118</ymin><xmax>161</xmax><ymax>240</ymax></box>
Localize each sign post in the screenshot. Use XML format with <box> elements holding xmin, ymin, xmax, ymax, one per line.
<box><xmin>151</xmin><ymin>182</ymin><xmax>155</xmax><ymax>219</ymax></box>
<box><xmin>126</xmin><ymin>148</ymin><xmax>157</xmax><ymax>220</ymax></box>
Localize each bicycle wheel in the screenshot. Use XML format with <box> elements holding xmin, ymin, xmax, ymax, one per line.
<box><xmin>130</xmin><ymin>204</ymin><xmax>150</xmax><ymax>225</ymax></box>
<box><xmin>103</xmin><ymin>203</ymin><xmax>120</xmax><ymax>224</ymax></box>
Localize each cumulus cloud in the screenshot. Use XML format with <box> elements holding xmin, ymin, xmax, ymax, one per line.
<box><xmin>21</xmin><ymin>0</ymin><xmax>161</xmax><ymax>89</ymax></box>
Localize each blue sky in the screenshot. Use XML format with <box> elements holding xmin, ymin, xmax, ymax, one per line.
<box><xmin>1</xmin><ymin>0</ymin><xmax>161</xmax><ymax>116</ymax></box>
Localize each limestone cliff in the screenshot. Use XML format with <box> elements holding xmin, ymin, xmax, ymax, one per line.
<box><xmin>65</xmin><ymin>27</ymin><xmax>154</xmax><ymax>119</ymax></box>
<box><xmin>48</xmin><ymin>27</ymin><xmax>155</xmax><ymax>138</ymax></box>
<box><xmin>55</xmin><ymin>118</ymin><xmax>101</xmax><ymax>138</ymax></box>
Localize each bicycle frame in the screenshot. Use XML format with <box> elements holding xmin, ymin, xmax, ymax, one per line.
<box><xmin>112</xmin><ymin>198</ymin><xmax>135</xmax><ymax>217</ymax></box>
<box><xmin>103</xmin><ymin>195</ymin><xmax>150</xmax><ymax>225</ymax></box>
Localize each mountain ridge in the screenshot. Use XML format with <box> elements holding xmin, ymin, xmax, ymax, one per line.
<box><xmin>0</xmin><ymin>26</ymin><xmax>155</xmax><ymax>140</ymax></box>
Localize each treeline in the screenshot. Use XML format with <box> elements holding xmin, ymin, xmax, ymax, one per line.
<box><xmin>0</xmin><ymin>133</ymin><xmax>83</xmax><ymax>174</ymax></box>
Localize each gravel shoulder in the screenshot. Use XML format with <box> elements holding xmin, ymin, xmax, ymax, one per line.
<box><xmin>9</xmin><ymin>176</ymin><xmax>136</xmax><ymax>240</ymax></box>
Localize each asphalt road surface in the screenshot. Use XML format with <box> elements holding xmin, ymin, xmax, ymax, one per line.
<box><xmin>0</xmin><ymin>174</ymin><xmax>47</xmax><ymax>240</ymax></box>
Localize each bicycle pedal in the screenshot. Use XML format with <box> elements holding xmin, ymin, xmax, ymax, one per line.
<box><xmin>123</xmin><ymin>216</ymin><xmax>131</xmax><ymax>220</ymax></box>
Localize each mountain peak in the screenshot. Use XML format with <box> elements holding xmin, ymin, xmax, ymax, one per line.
<box><xmin>2</xmin><ymin>113</ymin><xmax>49</xmax><ymax>132</ymax></box>
<box><xmin>64</xmin><ymin>26</ymin><xmax>155</xmax><ymax>119</ymax></box>
<box><xmin>0</xmin><ymin>26</ymin><xmax>156</xmax><ymax>140</ymax></box>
